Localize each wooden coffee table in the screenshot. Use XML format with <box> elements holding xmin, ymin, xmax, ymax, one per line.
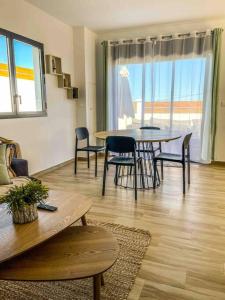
<box><xmin>0</xmin><ymin>190</ymin><xmax>92</xmax><ymax>263</ymax></box>
<box><xmin>0</xmin><ymin>190</ymin><xmax>119</xmax><ymax>299</ymax></box>
<box><xmin>0</xmin><ymin>226</ymin><xmax>119</xmax><ymax>300</ymax></box>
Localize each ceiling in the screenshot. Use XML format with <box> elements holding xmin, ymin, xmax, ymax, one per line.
<box><xmin>26</xmin><ymin>0</ymin><xmax>225</xmax><ymax>32</ymax></box>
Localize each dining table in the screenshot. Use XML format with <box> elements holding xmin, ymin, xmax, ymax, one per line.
<box><xmin>95</xmin><ymin>129</ymin><xmax>182</xmax><ymax>189</ymax></box>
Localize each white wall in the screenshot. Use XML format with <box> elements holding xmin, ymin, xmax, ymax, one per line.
<box><xmin>73</xmin><ymin>26</ymin><xmax>97</xmax><ymax>146</ymax></box>
<box><xmin>84</xmin><ymin>28</ymin><xmax>97</xmax><ymax>145</ymax></box>
<box><xmin>0</xmin><ymin>0</ymin><xmax>76</xmax><ymax>174</ymax></box>
<box><xmin>97</xmin><ymin>18</ymin><xmax>225</xmax><ymax>162</ymax></box>
<box><xmin>73</xmin><ymin>27</ymin><xmax>86</xmax><ymax>128</ymax></box>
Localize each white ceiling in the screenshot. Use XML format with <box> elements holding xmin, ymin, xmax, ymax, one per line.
<box><xmin>26</xmin><ymin>0</ymin><xmax>225</xmax><ymax>32</ymax></box>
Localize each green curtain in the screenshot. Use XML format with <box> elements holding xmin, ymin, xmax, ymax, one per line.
<box><xmin>211</xmin><ymin>28</ymin><xmax>223</xmax><ymax>160</ymax></box>
<box><xmin>102</xmin><ymin>41</ymin><xmax>108</xmax><ymax>131</ymax></box>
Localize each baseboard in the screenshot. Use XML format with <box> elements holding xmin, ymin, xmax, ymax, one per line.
<box><xmin>32</xmin><ymin>153</ymin><xmax>105</xmax><ymax>177</ymax></box>
<box><xmin>211</xmin><ymin>161</ymin><xmax>225</xmax><ymax>167</ymax></box>
<box><xmin>32</xmin><ymin>159</ymin><xmax>74</xmax><ymax>177</ymax></box>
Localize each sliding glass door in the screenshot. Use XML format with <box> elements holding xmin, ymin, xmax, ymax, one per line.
<box><xmin>115</xmin><ymin>56</ymin><xmax>208</xmax><ymax>161</ymax></box>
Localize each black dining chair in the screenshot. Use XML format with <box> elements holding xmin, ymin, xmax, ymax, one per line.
<box><xmin>153</xmin><ymin>133</ymin><xmax>192</xmax><ymax>194</ymax></box>
<box><xmin>102</xmin><ymin>136</ymin><xmax>144</xmax><ymax>201</ymax></box>
<box><xmin>140</xmin><ymin>126</ymin><xmax>164</xmax><ymax>179</ymax></box>
<box><xmin>75</xmin><ymin>127</ymin><xmax>105</xmax><ymax>177</ymax></box>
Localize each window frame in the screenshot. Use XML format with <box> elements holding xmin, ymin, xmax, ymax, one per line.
<box><xmin>0</xmin><ymin>28</ymin><xmax>47</xmax><ymax>119</ymax></box>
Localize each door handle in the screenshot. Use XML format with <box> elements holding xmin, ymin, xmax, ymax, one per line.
<box><xmin>18</xmin><ymin>95</ymin><xmax>22</xmax><ymax>104</ymax></box>
<box><xmin>14</xmin><ymin>94</ymin><xmax>22</xmax><ymax>105</ymax></box>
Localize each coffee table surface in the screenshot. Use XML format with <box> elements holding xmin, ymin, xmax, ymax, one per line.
<box><xmin>0</xmin><ymin>190</ymin><xmax>92</xmax><ymax>263</ymax></box>
<box><xmin>0</xmin><ymin>226</ymin><xmax>119</xmax><ymax>281</ymax></box>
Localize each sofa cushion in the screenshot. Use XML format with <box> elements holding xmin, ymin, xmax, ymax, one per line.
<box><xmin>11</xmin><ymin>158</ymin><xmax>29</xmax><ymax>177</ymax></box>
<box><xmin>0</xmin><ymin>177</ymin><xmax>31</xmax><ymax>202</ymax></box>
<box><xmin>0</xmin><ymin>144</ymin><xmax>11</xmax><ymax>185</ymax></box>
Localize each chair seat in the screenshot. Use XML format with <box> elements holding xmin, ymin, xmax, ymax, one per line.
<box><xmin>154</xmin><ymin>152</ymin><xmax>183</xmax><ymax>162</ymax></box>
<box><xmin>77</xmin><ymin>145</ymin><xmax>105</xmax><ymax>152</ymax></box>
<box><xmin>108</xmin><ymin>156</ymin><xmax>140</xmax><ymax>166</ymax></box>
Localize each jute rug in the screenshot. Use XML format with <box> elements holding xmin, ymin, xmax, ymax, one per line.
<box><xmin>0</xmin><ymin>220</ymin><xmax>151</xmax><ymax>300</ymax></box>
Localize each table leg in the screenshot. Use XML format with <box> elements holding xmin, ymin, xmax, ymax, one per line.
<box><xmin>81</xmin><ymin>215</ymin><xmax>87</xmax><ymax>226</ymax></box>
<box><xmin>93</xmin><ymin>274</ymin><xmax>101</xmax><ymax>300</ymax></box>
<box><xmin>101</xmin><ymin>274</ymin><xmax>105</xmax><ymax>286</ymax></box>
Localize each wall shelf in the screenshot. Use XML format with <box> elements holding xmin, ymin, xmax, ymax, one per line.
<box><xmin>45</xmin><ymin>55</ymin><xmax>62</xmax><ymax>75</ymax></box>
<box><xmin>57</xmin><ymin>73</ymin><xmax>71</xmax><ymax>89</ymax></box>
<box><xmin>67</xmin><ymin>87</ymin><xmax>79</xmax><ymax>99</ymax></box>
<box><xmin>45</xmin><ymin>54</ymin><xmax>78</xmax><ymax>99</ymax></box>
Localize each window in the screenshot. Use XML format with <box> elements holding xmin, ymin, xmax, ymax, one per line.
<box><xmin>0</xmin><ymin>28</ymin><xmax>46</xmax><ymax>118</ymax></box>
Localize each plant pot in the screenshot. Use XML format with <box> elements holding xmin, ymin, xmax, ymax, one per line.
<box><xmin>12</xmin><ymin>204</ymin><xmax>38</xmax><ymax>224</ymax></box>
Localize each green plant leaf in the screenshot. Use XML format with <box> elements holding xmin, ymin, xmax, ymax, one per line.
<box><xmin>0</xmin><ymin>180</ymin><xmax>49</xmax><ymax>213</ymax></box>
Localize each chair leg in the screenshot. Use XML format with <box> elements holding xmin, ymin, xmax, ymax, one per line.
<box><xmin>115</xmin><ymin>165</ymin><xmax>118</xmax><ymax>186</ymax></box>
<box><xmin>182</xmin><ymin>163</ymin><xmax>186</xmax><ymax>194</ymax></box>
<box><xmin>74</xmin><ymin>149</ymin><xmax>78</xmax><ymax>174</ymax></box>
<box><xmin>140</xmin><ymin>160</ymin><xmax>145</xmax><ymax>189</ymax></box>
<box><xmin>159</xmin><ymin>142</ymin><xmax>163</xmax><ymax>180</ymax></box>
<box><xmin>87</xmin><ymin>152</ymin><xmax>90</xmax><ymax>168</ymax></box>
<box><xmin>93</xmin><ymin>274</ymin><xmax>101</xmax><ymax>300</ymax></box>
<box><xmin>188</xmin><ymin>158</ymin><xmax>190</xmax><ymax>185</ymax></box>
<box><xmin>134</xmin><ymin>164</ymin><xmax>137</xmax><ymax>201</ymax></box>
<box><xmin>95</xmin><ymin>152</ymin><xmax>98</xmax><ymax>177</ymax></box>
<box><xmin>153</xmin><ymin>159</ymin><xmax>157</xmax><ymax>189</ymax></box>
<box><xmin>161</xmin><ymin>161</ymin><xmax>164</xmax><ymax>180</ymax></box>
<box><xmin>102</xmin><ymin>162</ymin><xmax>107</xmax><ymax>196</ymax></box>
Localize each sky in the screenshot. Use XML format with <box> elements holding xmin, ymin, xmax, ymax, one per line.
<box><xmin>0</xmin><ymin>35</ymin><xmax>34</xmax><ymax>69</ymax></box>
<box><xmin>119</xmin><ymin>57</ymin><xmax>206</xmax><ymax>102</ymax></box>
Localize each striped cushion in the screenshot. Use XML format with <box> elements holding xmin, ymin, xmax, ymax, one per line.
<box><xmin>6</xmin><ymin>145</ymin><xmax>16</xmax><ymax>178</ymax></box>
<box><xmin>0</xmin><ymin>144</ymin><xmax>11</xmax><ymax>185</ymax></box>
<box><xmin>0</xmin><ymin>142</ymin><xmax>17</xmax><ymax>178</ymax></box>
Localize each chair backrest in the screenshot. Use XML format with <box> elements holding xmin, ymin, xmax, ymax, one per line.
<box><xmin>182</xmin><ymin>133</ymin><xmax>192</xmax><ymax>158</ymax></box>
<box><xmin>75</xmin><ymin>127</ymin><xmax>89</xmax><ymax>141</ymax></box>
<box><xmin>106</xmin><ymin>136</ymin><xmax>136</xmax><ymax>154</ymax></box>
<box><xmin>140</xmin><ymin>126</ymin><xmax>160</xmax><ymax>130</ymax></box>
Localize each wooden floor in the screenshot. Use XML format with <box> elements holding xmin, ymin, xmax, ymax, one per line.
<box><xmin>38</xmin><ymin>160</ymin><xmax>225</xmax><ymax>300</ymax></box>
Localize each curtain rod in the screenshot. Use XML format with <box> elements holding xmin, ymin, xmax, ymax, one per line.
<box><xmin>102</xmin><ymin>30</ymin><xmax>212</xmax><ymax>46</ymax></box>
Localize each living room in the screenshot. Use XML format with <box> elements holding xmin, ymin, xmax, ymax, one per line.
<box><xmin>1</xmin><ymin>0</ymin><xmax>225</xmax><ymax>299</ymax></box>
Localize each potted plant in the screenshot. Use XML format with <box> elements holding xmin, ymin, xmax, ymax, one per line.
<box><xmin>0</xmin><ymin>181</ymin><xmax>49</xmax><ymax>224</ymax></box>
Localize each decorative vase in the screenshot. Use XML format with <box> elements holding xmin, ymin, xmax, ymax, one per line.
<box><xmin>12</xmin><ymin>204</ymin><xmax>38</xmax><ymax>224</ymax></box>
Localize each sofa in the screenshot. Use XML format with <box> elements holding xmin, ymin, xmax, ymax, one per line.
<box><xmin>0</xmin><ymin>138</ymin><xmax>31</xmax><ymax>199</ymax></box>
